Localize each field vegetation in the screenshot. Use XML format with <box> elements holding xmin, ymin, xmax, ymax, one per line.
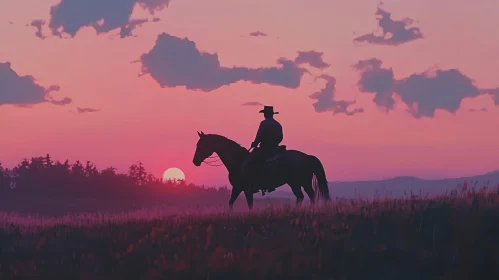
<box><xmin>1</xmin><ymin>156</ymin><xmax>499</xmax><ymax>279</ymax></box>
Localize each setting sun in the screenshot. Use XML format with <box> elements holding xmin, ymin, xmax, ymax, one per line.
<box><xmin>162</xmin><ymin>167</ymin><xmax>185</xmax><ymax>183</ymax></box>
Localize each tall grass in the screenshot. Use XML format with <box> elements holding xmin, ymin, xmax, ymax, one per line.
<box><xmin>1</xmin><ymin>184</ymin><xmax>498</xmax><ymax>279</ymax></box>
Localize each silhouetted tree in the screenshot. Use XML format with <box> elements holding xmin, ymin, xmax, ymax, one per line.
<box><xmin>128</xmin><ymin>161</ymin><xmax>148</xmax><ymax>186</ymax></box>
<box><xmin>49</xmin><ymin>160</ymin><xmax>71</xmax><ymax>189</ymax></box>
<box><xmin>101</xmin><ymin>167</ymin><xmax>117</xmax><ymax>177</ymax></box>
<box><xmin>0</xmin><ymin>154</ymin><xmax>231</xmax><ymax>200</ymax></box>
<box><xmin>44</xmin><ymin>153</ymin><xmax>53</xmax><ymax>167</ymax></box>
<box><xmin>0</xmin><ymin>163</ymin><xmax>4</xmax><ymax>192</ymax></box>
<box><xmin>13</xmin><ymin>158</ymin><xmax>31</xmax><ymax>189</ymax></box>
<box><xmin>72</xmin><ymin>160</ymin><xmax>85</xmax><ymax>178</ymax></box>
<box><xmin>84</xmin><ymin>161</ymin><xmax>98</xmax><ymax>178</ymax></box>
<box><xmin>146</xmin><ymin>174</ymin><xmax>156</xmax><ymax>184</ymax></box>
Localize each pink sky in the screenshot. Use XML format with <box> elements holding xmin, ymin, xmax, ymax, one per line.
<box><xmin>1</xmin><ymin>0</ymin><xmax>499</xmax><ymax>186</ymax></box>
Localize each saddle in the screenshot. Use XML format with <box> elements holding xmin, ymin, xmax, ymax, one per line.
<box><xmin>264</xmin><ymin>145</ymin><xmax>287</xmax><ymax>163</ymax></box>
<box><xmin>249</xmin><ymin>146</ymin><xmax>284</xmax><ymax>181</ymax></box>
<box><xmin>241</xmin><ymin>145</ymin><xmax>286</xmax><ymax>176</ymax></box>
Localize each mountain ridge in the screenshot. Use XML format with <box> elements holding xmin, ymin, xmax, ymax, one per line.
<box><xmin>268</xmin><ymin>170</ymin><xmax>499</xmax><ymax>199</ymax></box>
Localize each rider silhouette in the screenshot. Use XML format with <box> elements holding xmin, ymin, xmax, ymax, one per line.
<box><xmin>245</xmin><ymin>106</ymin><xmax>283</xmax><ymax>192</ymax></box>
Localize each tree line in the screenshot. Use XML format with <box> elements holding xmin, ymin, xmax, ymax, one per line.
<box><xmin>0</xmin><ymin>154</ymin><xmax>229</xmax><ymax>199</ymax></box>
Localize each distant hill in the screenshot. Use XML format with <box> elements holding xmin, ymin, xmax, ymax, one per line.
<box><xmin>267</xmin><ymin>170</ymin><xmax>499</xmax><ymax>199</ymax></box>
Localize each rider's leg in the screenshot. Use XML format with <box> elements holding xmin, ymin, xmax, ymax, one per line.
<box><xmin>246</xmin><ymin>149</ymin><xmax>261</xmax><ymax>192</ymax></box>
<box><xmin>254</xmin><ymin>146</ymin><xmax>273</xmax><ymax>191</ymax></box>
<box><xmin>260</xmin><ymin>144</ymin><xmax>278</xmax><ymax>192</ymax></box>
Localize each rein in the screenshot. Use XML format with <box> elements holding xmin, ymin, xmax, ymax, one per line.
<box><xmin>202</xmin><ymin>155</ymin><xmax>224</xmax><ymax>167</ymax></box>
<box><xmin>201</xmin><ymin>147</ymin><xmax>253</xmax><ymax>167</ymax></box>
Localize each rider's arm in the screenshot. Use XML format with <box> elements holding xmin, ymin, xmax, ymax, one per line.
<box><xmin>253</xmin><ymin>121</ymin><xmax>266</xmax><ymax>145</ymax></box>
<box><xmin>277</xmin><ymin>123</ymin><xmax>283</xmax><ymax>143</ymax></box>
<box><xmin>277</xmin><ymin>130</ymin><xmax>283</xmax><ymax>143</ymax></box>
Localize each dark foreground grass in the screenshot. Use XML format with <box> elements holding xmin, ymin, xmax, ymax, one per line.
<box><xmin>1</xmin><ymin>186</ymin><xmax>499</xmax><ymax>280</ymax></box>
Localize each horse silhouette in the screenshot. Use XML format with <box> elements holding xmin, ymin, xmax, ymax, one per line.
<box><xmin>192</xmin><ymin>131</ymin><xmax>330</xmax><ymax>210</ymax></box>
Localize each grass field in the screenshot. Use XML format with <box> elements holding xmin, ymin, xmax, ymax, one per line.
<box><xmin>1</xmin><ymin>185</ymin><xmax>498</xmax><ymax>280</ymax></box>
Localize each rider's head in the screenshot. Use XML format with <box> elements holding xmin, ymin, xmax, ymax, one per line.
<box><xmin>259</xmin><ymin>106</ymin><xmax>279</xmax><ymax>119</ymax></box>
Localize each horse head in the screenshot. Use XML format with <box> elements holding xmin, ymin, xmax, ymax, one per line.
<box><xmin>192</xmin><ymin>131</ymin><xmax>215</xmax><ymax>166</ymax></box>
<box><xmin>192</xmin><ymin>131</ymin><xmax>249</xmax><ymax>170</ymax></box>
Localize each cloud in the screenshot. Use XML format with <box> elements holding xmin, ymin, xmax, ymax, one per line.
<box><xmin>241</xmin><ymin>101</ymin><xmax>264</xmax><ymax>106</ymax></box>
<box><xmin>30</xmin><ymin>20</ymin><xmax>47</xmax><ymax>39</ymax></box>
<box><xmin>481</xmin><ymin>88</ymin><xmax>499</xmax><ymax>106</ymax></box>
<box><xmin>249</xmin><ymin>31</ymin><xmax>267</xmax><ymax>37</ymax></box>
<box><xmin>46</xmin><ymin>0</ymin><xmax>170</xmax><ymax>38</ymax></box>
<box><xmin>354</xmin><ymin>7</ymin><xmax>423</xmax><ymax>46</ymax></box>
<box><xmin>353</xmin><ymin>58</ymin><xmax>396</xmax><ymax>111</ymax></box>
<box><xmin>469</xmin><ymin>108</ymin><xmax>487</xmax><ymax>112</ymax></box>
<box><xmin>138</xmin><ymin>33</ymin><xmax>309</xmax><ymax>92</ymax></box>
<box><xmin>50</xmin><ymin>97</ymin><xmax>73</xmax><ymax>106</ymax></box>
<box><xmin>396</xmin><ymin>69</ymin><xmax>482</xmax><ymax>118</ymax></box>
<box><xmin>0</xmin><ymin>62</ymin><xmax>72</xmax><ymax>107</ymax></box>
<box><xmin>118</xmin><ymin>18</ymin><xmax>149</xmax><ymax>38</ymax></box>
<box><xmin>309</xmin><ymin>74</ymin><xmax>363</xmax><ymax>116</ymax></box>
<box><xmin>294</xmin><ymin>51</ymin><xmax>330</xmax><ymax>70</ymax></box>
<box><xmin>77</xmin><ymin>107</ymin><xmax>100</xmax><ymax>113</ymax></box>
<box><xmin>354</xmin><ymin>58</ymin><xmax>499</xmax><ymax>118</ymax></box>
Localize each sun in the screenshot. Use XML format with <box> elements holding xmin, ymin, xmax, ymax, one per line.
<box><xmin>162</xmin><ymin>167</ymin><xmax>185</xmax><ymax>183</ymax></box>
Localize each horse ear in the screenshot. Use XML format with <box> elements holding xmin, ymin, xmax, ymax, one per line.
<box><xmin>197</xmin><ymin>131</ymin><xmax>202</xmax><ymax>138</ymax></box>
<box><xmin>200</xmin><ymin>131</ymin><xmax>205</xmax><ymax>135</ymax></box>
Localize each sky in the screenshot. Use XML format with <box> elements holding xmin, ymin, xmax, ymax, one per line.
<box><xmin>1</xmin><ymin>0</ymin><xmax>499</xmax><ymax>186</ymax></box>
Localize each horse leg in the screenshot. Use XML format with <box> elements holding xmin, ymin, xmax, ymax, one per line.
<box><xmin>243</xmin><ymin>191</ymin><xmax>254</xmax><ymax>211</ymax></box>
<box><xmin>229</xmin><ymin>188</ymin><xmax>242</xmax><ymax>212</ymax></box>
<box><xmin>303</xmin><ymin>181</ymin><xmax>316</xmax><ymax>208</ymax></box>
<box><xmin>290</xmin><ymin>184</ymin><xmax>304</xmax><ymax>208</ymax></box>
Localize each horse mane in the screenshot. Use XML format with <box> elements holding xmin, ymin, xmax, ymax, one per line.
<box><xmin>207</xmin><ymin>134</ymin><xmax>248</xmax><ymax>154</ymax></box>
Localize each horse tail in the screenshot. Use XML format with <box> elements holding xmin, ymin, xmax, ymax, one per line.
<box><xmin>310</xmin><ymin>156</ymin><xmax>331</xmax><ymax>201</ymax></box>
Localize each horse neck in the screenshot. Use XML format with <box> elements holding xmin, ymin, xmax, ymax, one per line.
<box><xmin>212</xmin><ymin>136</ymin><xmax>247</xmax><ymax>174</ymax></box>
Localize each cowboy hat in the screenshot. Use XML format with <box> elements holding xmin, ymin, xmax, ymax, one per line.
<box><xmin>259</xmin><ymin>106</ymin><xmax>279</xmax><ymax>114</ymax></box>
